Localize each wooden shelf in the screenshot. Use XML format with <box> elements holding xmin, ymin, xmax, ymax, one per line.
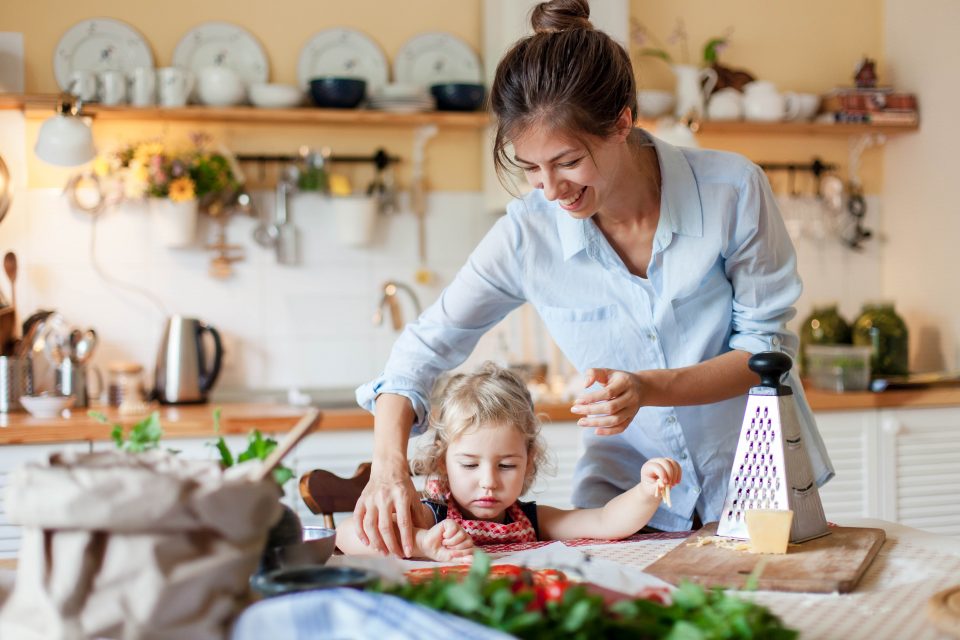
<box><xmin>2</xmin><ymin>94</ymin><xmax>917</xmax><ymax>135</ymax></box>
<box><xmin>695</xmin><ymin>119</ymin><xmax>918</xmax><ymax>136</ymax></box>
<box><xmin>5</xmin><ymin>94</ymin><xmax>489</xmax><ymax>128</ymax></box>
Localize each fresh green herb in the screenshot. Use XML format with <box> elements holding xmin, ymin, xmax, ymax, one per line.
<box><xmin>210</xmin><ymin>408</ymin><xmax>294</xmax><ymax>486</ymax></box>
<box><xmin>375</xmin><ymin>551</ymin><xmax>797</xmax><ymax>639</ymax></box>
<box><xmin>91</xmin><ymin>410</ymin><xmax>164</xmax><ymax>453</ymax></box>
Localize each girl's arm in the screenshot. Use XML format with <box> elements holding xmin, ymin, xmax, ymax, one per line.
<box><xmin>337</xmin><ymin>503</ymin><xmax>474</xmax><ymax>561</ymax></box>
<box><xmin>537</xmin><ymin>458</ymin><xmax>681</xmax><ymax>540</ymax></box>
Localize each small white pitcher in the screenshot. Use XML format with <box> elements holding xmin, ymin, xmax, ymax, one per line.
<box><xmin>672</xmin><ymin>64</ymin><xmax>718</xmax><ymax>120</ymax></box>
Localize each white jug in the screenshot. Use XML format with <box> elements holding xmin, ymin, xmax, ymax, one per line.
<box><xmin>743</xmin><ymin>81</ymin><xmax>800</xmax><ymax>122</ymax></box>
<box><xmin>672</xmin><ymin>64</ymin><xmax>718</xmax><ymax>120</ymax></box>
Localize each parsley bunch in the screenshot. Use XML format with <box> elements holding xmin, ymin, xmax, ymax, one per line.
<box><xmin>90</xmin><ymin>410</ymin><xmax>165</xmax><ymax>453</ymax></box>
<box><xmin>210</xmin><ymin>408</ymin><xmax>294</xmax><ymax>486</ymax></box>
<box><xmin>376</xmin><ymin>552</ymin><xmax>796</xmax><ymax>639</ymax></box>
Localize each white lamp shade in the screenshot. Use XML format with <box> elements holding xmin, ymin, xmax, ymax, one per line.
<box><xmin>34</xmin><ymin>114</ymin><xmax>95</xmax><ymax>166</ymax></box>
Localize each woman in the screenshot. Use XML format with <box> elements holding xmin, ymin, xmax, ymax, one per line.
<box><xmin>354</xmin><ymin>0</ymin><xmax>833</xmax><ymax>557</ymax></box>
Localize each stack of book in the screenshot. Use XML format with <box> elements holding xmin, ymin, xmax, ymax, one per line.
<box><xmin>824</xmin><ymin>87</ymin><xmax>918</xmax><ymax>126</ymax></box>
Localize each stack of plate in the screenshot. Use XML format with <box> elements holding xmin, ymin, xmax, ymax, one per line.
<box><xmin>366</xmin><ymin>83</ymin><xmax>435</xmax><ymax>113</ymax></box>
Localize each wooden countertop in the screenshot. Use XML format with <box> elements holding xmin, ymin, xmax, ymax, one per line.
<box><xmin>1</xmin><ymin>386</ymin><xmax>959</xmax><ymax>445</ymax></box>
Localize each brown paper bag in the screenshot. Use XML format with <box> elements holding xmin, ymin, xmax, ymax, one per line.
<box><xmin>0</xmin><ymin>449</ymin><xmax>283</xmax><ymax>640</ymax></box>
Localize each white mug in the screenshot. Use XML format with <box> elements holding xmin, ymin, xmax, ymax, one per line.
<box><xmin>784</xmin><ymin>92</ymin><xmax>821</xmax><ymax>121</ymax></box>
<box><xmin>129</xmin><ymin>66</ymin><xmax>156</xmax><ymax>106</ymax></box>
<box><xmin>68</xmin><ymin>69</ymin><xmax>98</xmax><ymax>102</ymax></box>
<box><xmin>157</xmin><ymin>67</ymin><xmax>194</xmax><ymax>108</ymax></box>
<box><xmin>98</xmin><ymin>70</ymin><xmax>128</xmax><ymax>105</ymax></box>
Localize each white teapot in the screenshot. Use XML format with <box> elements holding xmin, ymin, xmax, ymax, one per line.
<box><xmin>742</xmin><ymin>81</ymin><xmax>800</xmax><ymax>122</ymax></box>
<box><xmin>707</xmin><ymin>87</ymin><xmax>744</xmax><ymax>121</ymax></box>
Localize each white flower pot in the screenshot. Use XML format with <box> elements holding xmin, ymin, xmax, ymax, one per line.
<box><xmin>149</xmin><ymin>198</ymin><xmax>198</xmax><ymax>248</ymax></box>
<box><xmin>332</xmin><ymin>195</ymin><xmax>378</xmax><ymax>247</ymax></box>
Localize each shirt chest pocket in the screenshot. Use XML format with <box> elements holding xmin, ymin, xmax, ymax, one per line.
<box><xmin>537</xmin><ymin>304</ymin><xmax>625</xmax><ymax>372</ymax></box>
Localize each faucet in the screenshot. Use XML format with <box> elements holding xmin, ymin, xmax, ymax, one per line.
<box><xmin>373</xmin><ymin>281</ymin><xmax>423</xmax><ymax>331</ymax></box>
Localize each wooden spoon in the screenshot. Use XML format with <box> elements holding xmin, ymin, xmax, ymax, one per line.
<box><xmin>250</xmin><ymin>408</ymin><xmax>322</xmax><ymax>483</ymax></box>
<box><xmin>3</xmin><ymin>252</ymin><xmax>16</xmax><ymax>338</ymax></box>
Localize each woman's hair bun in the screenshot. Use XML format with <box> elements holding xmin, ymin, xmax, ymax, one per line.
<box><xmin>530</xmin><ymin>0</ymin><xmax>593</xmax><ymax>34</ymax></box>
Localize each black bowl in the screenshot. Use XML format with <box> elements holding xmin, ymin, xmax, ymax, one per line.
<box><xmin>309</xmin><ymin>77</ymin><xmax>367</xmax><ymax>109</ymax></box>
<box><xmin>430</xmin><ymin>83</ymin><xmax>486</xmax><ymax>111</ymax></box>
<box><xmin>250</xmin><ymin>566</ymin><xmax>377</xmax><ymax>598</ymax></box>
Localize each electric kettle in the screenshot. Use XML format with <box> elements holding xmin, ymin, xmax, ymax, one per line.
<box><xmin>154</xmin><ymin>315</ymin><xmax>223</xmax><ymax>404</ymax></box>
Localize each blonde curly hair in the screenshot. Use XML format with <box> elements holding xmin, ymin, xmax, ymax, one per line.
<box><xmin>412</xmin><ymin>362</ymin><xmax>549</xmax><ymax>499</ymax></box>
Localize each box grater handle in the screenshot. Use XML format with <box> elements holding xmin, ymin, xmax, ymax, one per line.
<box><xmin>748</xmin><ymin>351</ymin><xmax>793</xmax><ymax>392</ymax></box>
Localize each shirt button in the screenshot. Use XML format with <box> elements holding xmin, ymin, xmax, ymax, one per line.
<box><xmin>648</xmin><ymin>333</ymin><xmax>657</xmax><ymax>342</ymax></box>
<box><xmin>680</xmin><ymin>452</ymin><xmax>688</xmax><ymax>460</ymax></box>
<box><xmin>666</xmin><ymin>416</ymin><xmax>677</xmax><ymax>424</ymax></box>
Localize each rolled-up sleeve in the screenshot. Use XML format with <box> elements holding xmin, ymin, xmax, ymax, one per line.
<box><xmin>723</xmin><ymin>164</ymin><xmax>801</xmax><ymax>357</ymax></box>
<box><xmin>356</xmin><ymin>209</ymin><xmax>528</xmax><ymax>432</ymax></box>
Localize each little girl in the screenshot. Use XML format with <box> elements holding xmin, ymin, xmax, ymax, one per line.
<box><xmin>336</xmin><ymin>362</ymin><xmax>680</xmax><ymax>561</ymax></box>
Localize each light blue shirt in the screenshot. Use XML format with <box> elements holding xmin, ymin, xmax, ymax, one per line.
<box><xmin>357</xmin><ymin>132</ymin><xmax>834</xmax><ymax>531</ymax></box>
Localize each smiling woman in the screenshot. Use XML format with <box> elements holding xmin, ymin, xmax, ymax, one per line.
<box><xmin>352</xmin><ymin>0</ymin><xmax>833</xmax><ymax>555</ymax></box>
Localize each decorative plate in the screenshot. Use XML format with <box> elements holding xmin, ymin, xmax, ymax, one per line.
<box><xmin>297</xmin><ymin>28</ymin><xmax>389</xmax><ymax>92</ymax></box>
<box><xmin>393</xmin><ymin>32</ymin><xmax>482</xmax><ymax>89</ymax></box>
<box><xmin>172</xmin><ymin>21</ymin><xmax>269</xmax><ymax>87</ymax></box>
<box><xmin>53</xmin><ymin>18</ymin><xmax>154</xmax><ymax>91</ymax></box>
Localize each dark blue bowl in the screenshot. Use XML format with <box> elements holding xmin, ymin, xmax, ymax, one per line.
<box><xmin>430</xmin><ymin>83</ymin><xmax>486</xmax><ymax>111</ymax></box>
<box><xmin>309</xmin><ymin>77</ymin><xmax>367</xmax><ymax>109</ymax></box>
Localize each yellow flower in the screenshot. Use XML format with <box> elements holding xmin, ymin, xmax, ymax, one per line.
<box><xmin>168</xmin><ymin>177</ymin><xmax>196</xmax><ymax>202</ymax></box>
<box><xmin>133</xmin><ymin>142</ymin><xmax>164</xmax><ymax>164</ymax></box>
<box><xmin>92</xmin><ymin>155</ymin><xmax>112</xmax><ymax>177</ymax></box>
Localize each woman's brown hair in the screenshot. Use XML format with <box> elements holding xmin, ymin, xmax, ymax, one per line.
<box><xmin>489</xmin><ymin>0</ymin><xmax>638</xmax><ymax>187</ymax></box>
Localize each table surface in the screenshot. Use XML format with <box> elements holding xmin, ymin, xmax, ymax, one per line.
<box><xmin>1</xmin><ymin>519</ymin><xmax>957</xmax><ymax>638</ymax></box>
<box><xmin>570</xmin><ymin>518</ymin><xmax>960</xmax><ymax>639</ymax></box>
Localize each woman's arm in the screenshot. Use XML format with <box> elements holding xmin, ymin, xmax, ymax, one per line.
<box><xmin>536</xmin><ymin>458</ymin><xmax>680</xmax><ymax>540</ymax></box>
<box><xmin>352</xmin><ymin>393</ymin><xmax>433</xmax><ymax>557</ymax></box>
<box><xmin>338</xmin><ymin>503</ymin><xmax>473</xmax><ymax>561</ymax></box>
<box><xmin>574</xmin><ymin>350</ymin><xmax>757</xmax><ymax>434</ymax></box>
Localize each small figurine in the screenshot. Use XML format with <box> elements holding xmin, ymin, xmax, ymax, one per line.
<box><xmin>854</xmin><ymin>58</ymin><xmax>877</xmax><ymax>88</ymax></box>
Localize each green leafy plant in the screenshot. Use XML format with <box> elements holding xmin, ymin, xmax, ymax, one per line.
<box><xmin>210</xmin><ymin>408</ymin><xmax>294</xmax><ymax>486</ymax></box>
<box><xmin>630</xmin><ymin>18</ymin><xmax>733</xmax><ymax>66</ymax></box>
<box><xmin>374</xmin><ymin>551</ymin><xmax>796</xmax><ymax>639</ymax></box>
<box><xmin>90</xmin><ymin>410</ymin><xmax>165</xmax><ymax>453</ymax></box>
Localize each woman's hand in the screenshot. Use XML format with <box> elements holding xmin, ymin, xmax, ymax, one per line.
<box><xmin>417</xmin><ymin>520</ymin><xmax>475</xmax><ymax>562</ymax></box>
<box><xmin>571</xmin><ymin>368</ymin><xmax>645</xmax><ymax>435</ymax></box>
<box><xmin>640</xmin><ymin>457</ymin><xmax>682</xmax><ymax>502</ymax></box>
<box><xmin>353</xmin><ymin>458</ymin><xmax>422</xmax><ymax>557</ymax></box>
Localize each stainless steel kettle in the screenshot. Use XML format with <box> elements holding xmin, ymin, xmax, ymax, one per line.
<box><xmin>154</xmin><ymin>315</ymin><xmax>223</xmax><ymax>404</ymax></box>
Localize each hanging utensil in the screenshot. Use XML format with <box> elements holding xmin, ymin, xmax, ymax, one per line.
<box><xmin>3</xmin><ymin>251</ymin><xmax>17</xmax><ymax>337</ymax></box>
<box><xmin>411</xmin><ymin>126</ymin><xmax>438</xmax><ymax>285</ymax></box>
<box><xmin>72</xmin><ymin>328</ymin><xmax>98</xmax><ymax>364</ymax></box>
<box><xmin>0</xmin><ymin>154</ymin><xmax>11</xmax><ymax>225</ymax></box>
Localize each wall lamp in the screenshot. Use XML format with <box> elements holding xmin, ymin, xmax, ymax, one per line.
<box><xmin>34</xmin><ymin>93</ymin><xmax>95</xmax><ymax>167</ymax></box>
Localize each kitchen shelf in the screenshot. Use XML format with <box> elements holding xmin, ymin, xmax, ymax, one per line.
<box><xmin>5</xmin><ymin>94</ymin><xmax>489</xmax><ymax>128</ymax></box>
<box><xmin>2</xmin><ymin>94</ymin><xmax>918</xmax><ymax>135</ymax></box>
<box><xmin>695</xmin><ymin>120</ymin><xmax>918</xmax><ymax>136</ymax></box>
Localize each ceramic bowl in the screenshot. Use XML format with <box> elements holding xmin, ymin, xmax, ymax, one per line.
<box><xmin>261</xmin><ymin>526</ymin><xmax>337</xmax><ymax>573</ymax></box>
<box><xmin>429</xmin><ymin>83</ymin><xmax>486</xmax><ymax>111</ymax></box>
<box><xmin>308</xmin><ymin>77</ymin><xmax>367</xmax><ymax>109</ymax></box>
<box><xmin>637</xmin><ymin>90</ymin><xmax>676</xmax><ymax>118</ymax></box>
<box><xmin>249</xmin><ymin>83</ymin><xmax>304</xmax><ymax>109</ymax></box>
<box><xmin>250</xmin><ymin>565</ymin><xmax>377</xmax><ymax>598</ymax></box>
<box><xmin>197</xmin><ymin>67</ymin><xmax>247</xmax><ymax>107</ymax></box>
<box><xmin>19</xmin><ymin>394</ymin><xmax>74</xmax><ymax>418</ymax></box>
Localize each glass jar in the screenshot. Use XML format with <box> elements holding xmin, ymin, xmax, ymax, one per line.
<box><xmin>107</xmin><ymin>361</ymin><xmax>145</xmax><ymax>408</ymax></box>
<box><xmin>852</xmin><ymin>302</ymin><xmax>909</xmax><ymax>377</ymax></box>
<box><xmin>799</xmin><ymin>304</ymin><xmax>852</xmax><ymax>375</ymax></box>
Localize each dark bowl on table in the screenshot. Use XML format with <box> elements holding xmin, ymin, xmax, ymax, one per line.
<box><xmin>260</xmin><ymin>526</ymin><xmax>337</xmax><ymax>574</ymax></box>
<box><xmin>309</xmin><ymin>77</ymin><xmax>367</xmax><ymax>109</ymax></box>
<box><xmin>251</xmin><ymin>565</ymin><xmax>377</xmax><ymax>597</ymax></box>
<box><xmin>430</xmin><ymin>83</ymin><xmax>486</xmax><ymax>111</ymax></box>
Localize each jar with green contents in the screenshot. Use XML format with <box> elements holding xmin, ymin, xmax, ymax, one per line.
<box><xmin>852</xmin><ymin>302</ymin><xmax>909</xmax><ymax>377</ymax></box>
<box><xmin>799</xmin><ymin>304</ymin><xmax>852</xmax><ymax>375</ymax></box>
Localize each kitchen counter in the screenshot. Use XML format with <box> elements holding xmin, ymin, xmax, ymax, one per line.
<box><xmin>1</xmin><ymin>386</ymin><xmax>959</xmax><ymax>445</ymax></box>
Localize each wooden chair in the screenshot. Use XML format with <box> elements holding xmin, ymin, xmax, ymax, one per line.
<box><xmin>299</xmin><ymin>462</ymin><xmax>372</xmax><ymax>528</ymax></box>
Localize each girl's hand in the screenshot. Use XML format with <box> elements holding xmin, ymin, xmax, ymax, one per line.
<box><xmin>572</xmin><ymin>368</ymin><xmax>645</xmax><ymax>435</ymax></box>
<box><xmin>640</xmin><ymin>457</ymin><xmax>682</xmax><ymax>503</ymax></box>
<box><xmin>419</xmin><ymin>520</ymin><xmax>474</xmax><ymax>562</ymax></box>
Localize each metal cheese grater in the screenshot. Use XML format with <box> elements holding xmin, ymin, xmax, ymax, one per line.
<box><xmin>717</xmin><ymin>351</ymin><xmax>830</xmax><ymax>543</ymax></box>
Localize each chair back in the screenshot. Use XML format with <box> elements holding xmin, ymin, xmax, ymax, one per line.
<box><xmin>299</xmin><ymin>462</ymin><xmax>372</xmax><ymax>528</ymax></box>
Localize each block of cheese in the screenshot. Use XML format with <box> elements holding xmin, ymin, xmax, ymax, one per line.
<box><xmin>745</xmin><ymin>509</ymin><xmax>794</xmax><ymax>554</ymax></box>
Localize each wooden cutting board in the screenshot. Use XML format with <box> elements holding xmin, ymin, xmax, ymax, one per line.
<box><xmin>645</xmin><ymin>522</ymin><xmax>885</xmax><ymax>593</ymax></box>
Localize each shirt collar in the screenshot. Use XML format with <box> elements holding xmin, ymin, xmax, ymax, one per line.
<box><xmin>554</xmin><ymin>131</ymin><xmax>704</xmax><ymax>261</ymax></box>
